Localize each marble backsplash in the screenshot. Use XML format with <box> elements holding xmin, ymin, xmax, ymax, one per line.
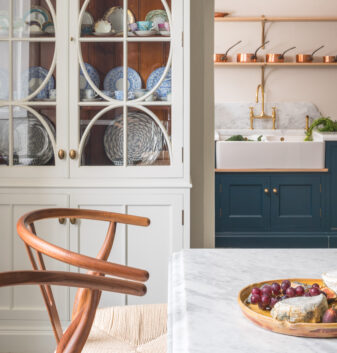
<box><xmin>215</xmin><ymin>102</ymin><xmax>321</xmax><ymax>130</ymax></box>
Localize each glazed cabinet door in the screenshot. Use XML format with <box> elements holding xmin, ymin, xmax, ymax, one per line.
<box><xmin>69</xmin><ymin>190</ymin><xmax>185</xmax><ymax>305</ymax></box>
<box><xmin>270</xmin><ymin>175</ymin><xmax>322</xmax><ymax>232</ymax></box>
<box><xmin>68</xmin><ymin>0</ymin><xmax>184</xmax><ymax>179</ymax></box>
<box><xmin>0</xmin><ymin>192</ymin><xmax>69</xmax><ymax>351</ymax></box>
<box><xmin>0</xmin><ymin>0</ymin><xmax>69</xmax><ymax>178</ymax></box>
<box><xmin>216</xmin><ymin>174</ymin><xmax>270</xmax><ymax>232</ymax></box>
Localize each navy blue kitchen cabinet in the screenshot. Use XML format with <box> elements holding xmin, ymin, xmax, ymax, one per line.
<box><xmin>326</xmin><ymin>141</ymin><xmax>337</xmax><ymax>232</ymax></box>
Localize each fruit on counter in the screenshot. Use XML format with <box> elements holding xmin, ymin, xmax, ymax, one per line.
<box><xmin>312</xmin><ymin>283</ymin><xmax>320</xmax><ymax>289</ymax></box>
<box><xmin>270</xmin><ymin>297</ymin><xmax>279</xmax><ymax>308</ymax></box>
<box><xmin>271</xmin><ymin>294</ymin><xmax>328</xmax><ymax>323</ymax></box>
<box><xmin>322</xmin><ymin>308</ymin><xmax>337</xmax><ymax>323</ymax></box>
<box><xmin>252</xmin><ymin>287</ymin><xmax>261</xmax><ymax>296</ymax></box>
<box><xmin>271</xmin><ymin>282</ymin><xmax>281</xmax><ymax>295</ymax></box>
<box><xmin>251</xmin><ymin>294</ymin><xmax>261</xmax><ymax>304</ymax></box>
<box><xmin>321</xmin><ymin>287</ymin><xmax>337</xmax><ymax>301</ymax></box>
<box><xmin>322</xmin><ymin>270</ymin><xmax>337</xmax><ymax>295</ymax></box>
<box><xmin>281</xmin><ymin>280</ymin><xmax>291</xmax><ymax>294</ymax></box>
<box><xmin>295</xmin><ymin>286</ymin><xmax>305</xmax><ymax>296</ymax></box>
<box><xmin>286</xmin><ymin>287</ymin><xmax>296</xmax><ymax>298</ymax></box>
<box><xmin>309</xmin><ymin>287</ymin><xmax>321</xmax><ymax>296</ymax></box>
<box><xmin>262</xmin><ymin>285</ymin><xmax>273</xmax><ymax>297</ymax></box>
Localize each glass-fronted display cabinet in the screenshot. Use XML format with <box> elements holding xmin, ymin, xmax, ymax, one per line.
<box><xmin>0</xmin><ymin>0</ymin><xmax>184</xmax><ymax>179</ymax></box>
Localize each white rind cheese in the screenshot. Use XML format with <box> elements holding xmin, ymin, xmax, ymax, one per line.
<box><xmin>322</xmin><ymin>270</ymin><xmax>337</xmax><ymax>295</ymax></box>
<box><xmin>271</xmin><ymin>294</ymin><xmax>328</xmax><ymax>323</ymax></box>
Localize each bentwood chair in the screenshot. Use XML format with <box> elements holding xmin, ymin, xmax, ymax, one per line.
<box><xmin>0</xmin><ymin>208</ymin><xmax>167</xmax><ymax>353</ymax></box>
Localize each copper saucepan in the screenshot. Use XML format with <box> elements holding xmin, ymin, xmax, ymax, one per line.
<box><xmin>296</xmin><ymin>45</ymin><xmax>324</xmax><ymax>63</ymax></box>
<box><xmin>214</xmin><ymin>40</ymin><xmax>242</xmax><ymax>62</ymax></box>
<box><xmin>323</xmin><ymin>55</ymin><xmax>337</xmax><ymax>63</ymax></box>
<box><xmin>266</xmin><ymin>46</ymin><xmax>296</xmax><ymax>63</ymax></box>
<box><xmin>237</xmin><ymin>41</ymin><xmax>270</xmax><ymax>63</ymax></box>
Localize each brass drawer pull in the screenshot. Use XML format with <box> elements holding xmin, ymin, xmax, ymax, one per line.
<box><xmin>273</xmin><ymin>188</ymin><xmax>278</xmax><ymax>195</ymax></box>
<box><xmin>58</xmin><ymin>218</ymin><xmax>66</xmax><ymax>225</ymax></box>
<box><xmin>58</xmin><ymin>149</ymin><xmax>65</xmax><ymax>160</ymax></box>
<box><xmin>69</xmin><ymin>150</ymin><xmax>77</xmax><ymax>159</ymax></box>
<box><xmin>264</xmin><ymin>188</ymin><xmax>269</xmax><ymax>194</ymax></box>
<box><xmin>70</xmin><ymin>218</ymin><xmax>77</xmax><ymax>225</ymax></box>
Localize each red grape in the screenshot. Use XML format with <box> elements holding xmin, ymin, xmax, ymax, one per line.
<box><xmin>295</xmin><ymin>286</ymin><xmax>305</xmax><ymax>296</ymax></box>
<box><xmin>262</xmin><ymin>285</ymin><xmax>272</xmax><ymax>297</ymax></box>
<box><xmin>286</xmin><ymin>287</ymin><xmax>296</xmax><ymax>298</ymax></box>
<box><xmin>252</xmin><ymin>287</ymin><xmax>261</xmax><ymax>296</ymax></box>
<box><xmin>270</xmin><ymin>297</ymin><xmax>279</xmax><ymax>308</ymax></box>
<box><xmin>309</xmin><ymin>287</ymin><xmax>320</xmax><ymax>296</ymax></box>
<box><xmin>251</xmin><ymin>294</ymin><xmax>261</xmax><ymax>304</ymax></box>
<box><xmin>258</xmin><ymin>301</ymin><xmax>267</xmax><ymax>310</ymax></box>
<box><xmin>261</xmin><ymin>294</ymin><xmax>271</xmax><ymax>306</ymax></box>
<box><xmin>312</xmin><ymin>283</ymin><xmax>320</xmax><ymax>289</ymax></box>
<box><xmin>271</xmin><ymin>283</ymin><xmax>281</xmax><ymax>295</ymax></box>
<box><xmin>281</xmin><ymin>280</ymin><xmax>291</xmax><ymax>293</ymax></box>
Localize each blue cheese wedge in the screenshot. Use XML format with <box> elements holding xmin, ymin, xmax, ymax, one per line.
<box><xmin>271</xmin><ymin>294</ymin><xmax>328</xmax><ymax>323</ymax></box>
<box><xmin>322</xmin><ymin>270</ymin><xmax>337</xmax><ymax>295</ymax></box>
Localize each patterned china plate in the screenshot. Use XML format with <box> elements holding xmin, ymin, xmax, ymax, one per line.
<box><xmin>80</xmin><ymin>63</ymin><xmax>100</xmax><ymax>90</ymax></box>
<box><xmin>146</xmin><ymin>67</ymin><xmax>171</xmax><ymax>99</ymax></box>
<box><xmin>103</xmin><ymin>7</ymin><xmax>135</xmax><ymax>34</ymax></box>
<box><xmin>145</xmin><ymin>10</ymin><xmax>168</xmax><ymax>31</ymax></box>
<box><xmin>21</xmin><ymin>66</ymin><xmax>55</xmax><ymax>100</ymax></box>
<box><xmin>104</xmin><ymin>67</ymin><xmax>141</xmax><ymax>92</ymax></box>
<box><xmin>0</xmin><ymin>111</ymin><xmax>55</xmax><ymax>166</ymax></box>
<box><xmin>103</xmin><ymin>112</ymin><xmax>163</xmax><ymax>165</ymax></box>
<box><xmin>24</xmin><ymin>6</ymin><xmax>52</xmax><ymax>26</ymax></box>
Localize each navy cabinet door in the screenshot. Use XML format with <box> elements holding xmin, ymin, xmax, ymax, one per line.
<box><xmin>270</xmin><ymin>175</ymin><xmax>321</xmax><ymax>232</ymax></box>
<box><xmin>326</xmin><ymin>142</ymin><xmax>337</xmax><ymax>232</ymax></box>
<box><xmin>217</xmin><ymin>174</ymin><xmax>270</xmax><ymax>232</ymax></box>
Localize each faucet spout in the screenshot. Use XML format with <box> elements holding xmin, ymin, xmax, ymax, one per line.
<box><xmin>256</xmin><ymin>84</ymin><xmax>265</xmax><ymax>115</ymax></box>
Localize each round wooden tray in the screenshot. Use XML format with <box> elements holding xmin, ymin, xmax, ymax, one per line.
<box><xmin>238</xmin><ymin>278</ymin><xmax>337</xmax><ymax>338</ymax></box>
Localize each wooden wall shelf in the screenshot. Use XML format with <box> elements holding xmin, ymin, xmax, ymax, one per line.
<box><xmin>215</xmin><ymin>16</ymin><xmax>337</xmax><ymax>23</ymax></box>
<box><xmin>214</xmin><ymin>62</ymin><xmax>337</xmax><ymax>67</ymax></box>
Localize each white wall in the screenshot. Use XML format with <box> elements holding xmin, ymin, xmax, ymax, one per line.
<box><xmin>214</xmin><ymin>0</ymin><xmax>337</xmax><ymax>119</ymax></box>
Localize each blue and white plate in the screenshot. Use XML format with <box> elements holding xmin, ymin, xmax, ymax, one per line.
<box><xmin>146</xmin><ymin>66</ymin><xmax>171</xmax><ymax>99</ymax></box>
<box><xmin>21</xmin><ymin>66</ymin><xmax>55</xmax><ymax>100</ymax></box>
<box><xmin>80</xmin><ymin>63</ymin><xmax>100</xmax><ymax>90</ymax></box>
<box><xmin>104</xmin><ymin>67</ymin><xmax>141</xmax><ymax>92</ymax></box>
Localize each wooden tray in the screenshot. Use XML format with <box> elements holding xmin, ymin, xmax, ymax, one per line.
<box><xmin>238</xmin><ymin>278</ymin><xmax>337</xmax><ymax>338</ymax></box>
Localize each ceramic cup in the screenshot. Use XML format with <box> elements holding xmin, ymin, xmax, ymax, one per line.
<box><xmin>129</xmin><ymin>23</ymin><xmax>138</xmax><ymax>32</ymax></box>
<box><xmin>82</xmin><ymin>89</ymin><xmax>97</xmax><ymax>99</ymax></box>
<box><xmin>49</xmin><ymin>89</ymin><xmax>56</xmax><ymax>100</ymax></box>
<box><xmin>102</xmin><ymin>90</ymin><xmax>113</xmax><ymax>98</ymax></box>
<box><xmin>115</xmin><ymin>90</ymin><xmax>135</xmax><ymax>100</ymax></box>
<box><xmin>136</xmin><ymin>21</ymin><xmax>153</xmax><ymax>31</ymax></box>
<box><xmin>134</xmin><ymin>89</ymin><xmax>147</xmax><ymax>98</ymax></box>
<box><xmin>145</xmin><ymin>92</ymin><xmax>158</xmax><ymax>102</ymax></box>
<box><xmin>158</xmin><ymin>22</ymin><xmax>170</xmax><ymax>31</ymax></box>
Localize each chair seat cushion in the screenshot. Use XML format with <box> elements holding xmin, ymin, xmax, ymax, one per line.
<box><xmin>82</xmin><ymin>303</ymin><xmax>167</xmax><ymax>353</ymax></box>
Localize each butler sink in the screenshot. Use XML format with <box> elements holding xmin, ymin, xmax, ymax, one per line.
<box><xmin>216</xmin><ymin>133</ymin><xmax>325</xmax><ymax>169</ymax></box>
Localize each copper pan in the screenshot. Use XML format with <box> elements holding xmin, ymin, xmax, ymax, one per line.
<box><xmin>237</xmin><ymin>41</ymin><xmax>269</xmax><ymax>63</ymax></box>
<box><xmin>323</xmin><ymin>55</ymin><xmax>337</xmax><ymax>63</ymax></box>
<box><xmin>296</xmin><ymin>45</ymin><xmax>324</xmax><ymax>63</ymax></box>
<box><xmin>214</xmin><ymin>40</ymin><xmax>242</xmax><ymax>62</ymax></box>
<box><xmin>266</xmin><ymin>46</ymin><xmax>296</xmax><ymax>63</ymax></box>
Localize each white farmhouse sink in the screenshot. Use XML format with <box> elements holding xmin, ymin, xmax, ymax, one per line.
<box><xmin>216</xmin><ymin>133</ymin><xmax>325</xmax><ymax>169</ymax></box>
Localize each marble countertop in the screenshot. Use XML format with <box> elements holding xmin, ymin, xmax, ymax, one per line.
<box><xmin>168</xmin><ymin>249</ymin><xmax>337</xmax><ymax>353</ymax></box>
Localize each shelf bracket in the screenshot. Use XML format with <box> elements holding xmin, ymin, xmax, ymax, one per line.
<box><xmin>261</xmin><ymin>15</ymin><xmax>266</xmax><ymax>48</ymax></box>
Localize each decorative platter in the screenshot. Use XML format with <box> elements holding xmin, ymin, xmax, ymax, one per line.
<box><xmin>103</xmin><ymin>66</ymin><xmax>141</xmax><ymax>92</ymax></box>
<box><xmin>103</xmin><ymin>7</ymin><xmax>135</xmax><ymax>34</ymax></box>
<box><xmin>21</xmin><ymin>66</ymin><xmax>55</xmax><ymax>100</ymax></box>
<box><xmin>24</xmin><ymin>6</ymin><xmax>52</xmax><ymax>27</ymax></box>
<box><xmin>103</xmin><ymin>112</ymin><xmax>163</xmax><ymax>166</ymax></box>
<box><xmin>146</xmin><ymin>67</ymin><xmax>171</xmax><ymax>99</ymax></box>
<box><xmin>238</xmin><ymin>278</ymin><xmax>337</xmax><ymax>338</ymax></box>
<box><xmin>80</xmin><ymin>63</ymin><xmax>100</xmax><ymax>90</ymax></box>
<box><xmin>145</xmin><ymin>10</ymin><xmax>168</xmax><ymax>31</ymax></box>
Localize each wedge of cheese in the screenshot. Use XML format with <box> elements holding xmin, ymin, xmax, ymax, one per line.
<box><xmin>271</xmin><ymin>294</ymin><xmax>328</xmax><ymax>323</ymax></box>
<box><xmin>322</xmin><ymin>270</ymin><xmax>337</xmax><ymax>295</ymax></box>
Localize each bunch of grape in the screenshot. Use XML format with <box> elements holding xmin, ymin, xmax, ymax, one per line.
<box><xmin>250</xmin><ymin>281</ymin><xmax>322</xmax><ymax>311</ymax></box>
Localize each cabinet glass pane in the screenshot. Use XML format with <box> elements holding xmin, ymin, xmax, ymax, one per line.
<box><xmin>80</xmin><ymin>106</ymin><xmax>124</xmax><ymax>166</ymax></box>
<box><xmin>0</xmin><ymin>0</ymin><xmax>9</xmax><ymax>38</ymax></box>
<box><xmin>0</xmin><ymin>41</ymin><xmax>9</xmax><ymax>100</ymax></box>
<box><xmin>12</xmin><ymin>106</ymin><xmax>55</xmax><ymax>166</ymax></box>
<box><xmin>127</xmin><ymin>107</ymin><xmax>170</xmax><ymax>166</ymax></box>
<box><xmin>13</xmin><ymin>41</ymin><xmax>56</xmax><ymax>101</ymax></box>
<box><xmin>0</xmin><ymin>106</ymin><xmax>9</xmax><ymax>165</ymax></box>
<box><xmin>13</xmin><ymin>0</ymin><xmax>56</xmax><ymax>38</ymax></box>
<box><xmin>79</xmin><ymin>42</ymin><xmax>123</xmax><ymax>101</ymax></box>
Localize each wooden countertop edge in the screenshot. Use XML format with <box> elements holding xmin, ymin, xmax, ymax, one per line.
<box><xmin>215</xmin><ymin>168</ymin><xmax>329</xmax><ymax>173</ymax></box>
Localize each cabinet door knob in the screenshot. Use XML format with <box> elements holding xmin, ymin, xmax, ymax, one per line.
<box><xmin>273</xmin><ymin>188</ymin><xmax>278</xmax><ymax>195</ymax></box>
<box><xmin>58</xmin><ymin>149</ymin><xmax>65</xmax><ymax>160</ymax></box>
<box><xmin>70</xmin><ymin>218</ymin><xmax>77</xmax><ymax>225</ymax></box>
<box><xmin>264</xmin><ymin>188</ymin><xmax>269</xmax><ymax>194</ymax></box>
<box><xmin>58</xmin><ymin>218</ymin><xmax>66</xmax><ymax>225</ymax></box>
<box><xmin>69</xmin><ymin>150</ymin><xmax>77</xmax><ymax>159</ymax></box>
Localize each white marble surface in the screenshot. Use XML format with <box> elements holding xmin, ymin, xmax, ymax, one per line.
<box><xmin>215</xmin><ymin>102</ymin><xmax>321</xmax><ymax>130</ymax></box>
<box><xmin>168</xmin><ymin>249</ymin><xmax>337</xmax><ymax>353</ymax></box>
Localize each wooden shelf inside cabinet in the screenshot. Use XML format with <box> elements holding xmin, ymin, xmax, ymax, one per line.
<box><xmin>214</xmin><ymin>16</ymin><xmax>337</xmax><ymax>22</ymax></box>
<box><xmin>214</xmin><ymin>62</ymin><xmax>337</xmax><ymax>67</ymax></box>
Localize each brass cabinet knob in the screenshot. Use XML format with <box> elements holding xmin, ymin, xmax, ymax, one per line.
<box><xmin>58</xmin><ymin>218</ymin><xmax>66</xmax><ymax>225</ymax></box>
<box><xmin>69</xmin><ymin>150</ymin><xmax>77</xmax><ymax>159</ymax></box>
<box><xmin>70</xmin><ymin>218</ymin><xmax>77</xmax><ymax>225</ymax></box>
<box><xmin>273</xmin><ymin>188</ymin><xmax>278</xmax><ymax>195</ymax></box>
<box><xmin>70</xmin><ymin>36</ymin><xmax>75</xmax><ymax>41</ymax></box>
<box><xmin>58</xmin><ymin>149</ymin><xmax>65</xmax><ymax>160</ymax></box>
<box><xmin>264</xmin><ymin>188</ymin><xmax>269</xmax><ymax>194</ymax></box>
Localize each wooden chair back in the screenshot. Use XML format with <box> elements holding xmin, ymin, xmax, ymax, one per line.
<box><xmin>0</xmin><ymin>208</ymin><xmax>151</xmax><ymax>353</ymax></box>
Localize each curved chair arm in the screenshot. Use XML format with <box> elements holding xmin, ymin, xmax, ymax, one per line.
<box><xmin>0</xmin><ymin>271</ymin><xmax>146</xmax><ymax>296</ymax></box>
